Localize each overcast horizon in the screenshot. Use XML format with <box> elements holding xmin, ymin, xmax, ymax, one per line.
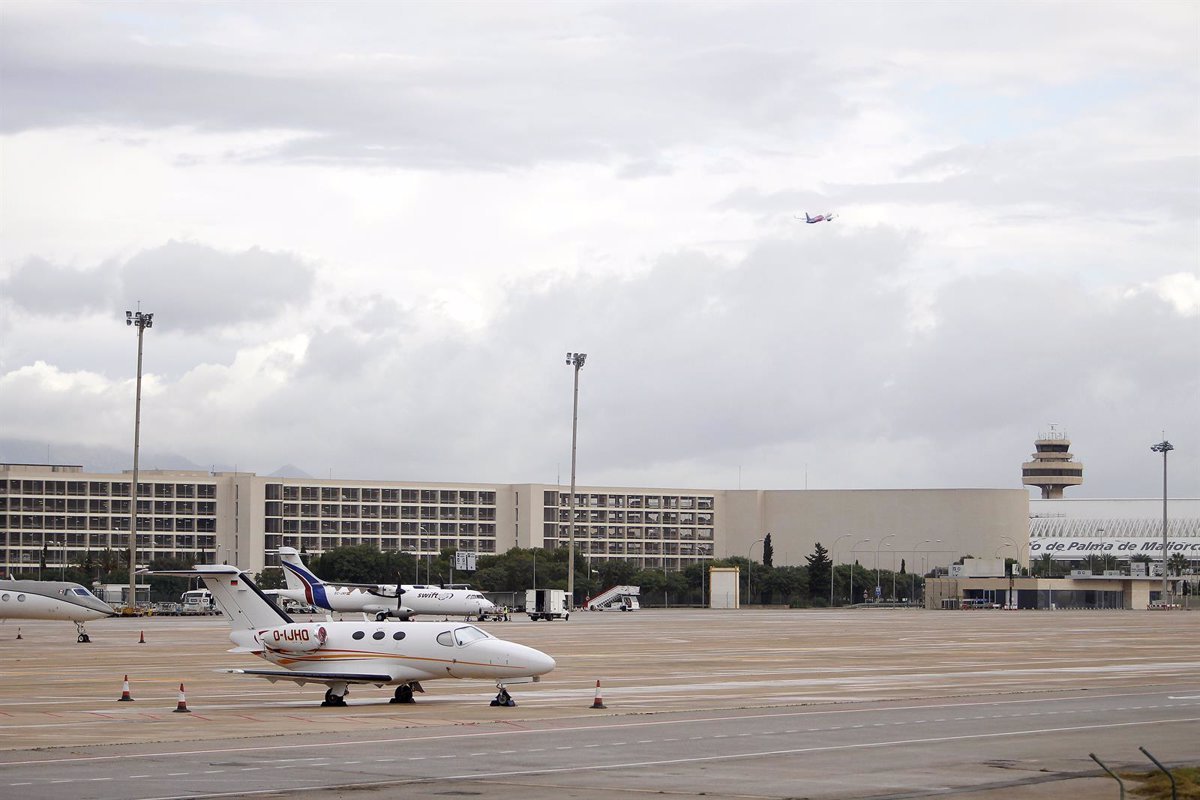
<box><xmin>1</xmin><ymin>2</ymin><xmax>1197</xmax><ymax>499</ymax></box>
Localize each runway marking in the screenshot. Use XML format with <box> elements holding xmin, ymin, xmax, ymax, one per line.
<box><xmin>30</xmin><ymin>717</ymin><xmax>1200</xmax><ymax>800</ymax></box>
<box><xmin>2</xmin><ymin>691</ymin><xmax>1194</xmax><ymax>767</ymax></box>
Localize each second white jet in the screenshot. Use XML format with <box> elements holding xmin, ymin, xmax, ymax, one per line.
<box><xmin>275</xmin><ymin>546</ymin><xmax>497</xmax><ymax>621</ymax></box>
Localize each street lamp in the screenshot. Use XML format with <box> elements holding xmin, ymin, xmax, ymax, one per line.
<box><xmin>1151</xmin><ymin>439</ymin><xmax>1173</xmax><ymax>605</ymax></box>
<box><xmin>565</xmin><ymin>352</ymin><xmax>587</xmax><ymax>607</ymax></box>
<box><xmin>850</xmin><ymin>538</ymin><xmax>871</xmax><ymax>605</ymax></box>
<box><xmin>126</xmin><ymin>308</ymin><xmax>153</xmax><ymax>609</ymax></box>
<box><xmin>832</xmin><ymin>533</ymin><xmax>853</xmax><ymax>607</ymax></box>
<box><xmin>747</xmin><ymin>537</ymin><xmax>764</xmax><ymax>606</ymax></box>
<box><xmin>915</xmin><ymin>539</ymin><xmax>941</xmax><ymax>603</ymax></box>
<box><xmin>876</xmin><ymin>533</ymin><xmax>896</xmax><ymax>602</ymax></box>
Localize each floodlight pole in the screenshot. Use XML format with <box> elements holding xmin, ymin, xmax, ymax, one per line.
<box><xmin>565</xmin><ymin>352</ymin><xmax>586</xmax><ymax>608</ymax></box>
<box><xmin>747</xmin><ymin>538</ymin><xmax>764</xmax><ymax>606</ymax></box>
<box><xmin>126</xmin><ymin>309</ymin><xmax>153</xmax><ymax>610</ymax></box>
<box><xmin>1151</xmin><ymin>440</ymin><xmax>1173</xmax><ymax>605</ymax></box>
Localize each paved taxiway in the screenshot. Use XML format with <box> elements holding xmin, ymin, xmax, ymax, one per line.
<box><xmin>1</xmin><ymin>608</ymin><xmax>1197</xmax><ymax>799</ymax></box>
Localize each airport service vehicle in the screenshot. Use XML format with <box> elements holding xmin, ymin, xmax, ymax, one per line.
<box><xmin>149</xmin><ymin>565</ymin><xmax>555</xmax><ymax>707</ymax></box>
<box><xmin>0</xmin><ymin>579</ymin><xmax>115</xmax><ymax>642</ymax></box>
<box><xmin>180</xmin><ymin>588</ymin><xmax>216</xmax><ymax>614</ymax></box>
<box><xmin>275</xmin><ymin>547</ymin><xmax>496</xmax><ymax>621</ymax></box>
<box><xmin>585</xmin><ymin>585</ymin><xmax>641</xmax><ymax>611</ymax></box>
<box><xmin>525</xmin><ymin>588</ymin><xmax>569</xmax><ymax>621</ymax></box>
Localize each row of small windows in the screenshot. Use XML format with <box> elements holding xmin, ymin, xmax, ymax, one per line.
<box><xmin>265</xmin><ymin>520</ymin><xmax>497</xmax><ymax>536</ymax></box>
<box><xmin>546</xmin><ymin>508</ymin><xmax>714</xmax><ymax>525</ymax></box>
<box><xmin>265</xmin><ymin>485</ymin><xmax>496</xmax><ymax>505</ymax></box>
<box><xmin>1022</xmin><ymin>469</ymin><xmax>1084</xmax><ymax>477</ymax></box>
<box><xmin>554</xmin><ymin>538</ymin><xmax>714</xmax><ymax>556</ymax></box>
<box><xmin>544</xmin><ymin>491</ymin><xmax>713</xmax><ymax>510</ymax></box>
<box><xmin>3</xmin><ymin>515</ymin><xmax>217</xmax><ymax>532</ymax></box>
<box><xmin>543</xmin><ymin>523</ymin><xmax>713</xmax><ymax>541</ymax></box>
<box><xmin>263</xmin><ymin>503</ymin><xmax>496</xmax><ymax>521</ymax></box>
<box><xmin>0</xmin><ymin>532</ymin><xmax>216</xmax><ymax>548</ymax></box>
<box><xmin>1</xmin><ymin>481</ymin><xmax>216</xmax><ymax>498</ymax></box>
<box><xmin>264</xmin><ymin>535</ymin><xmax>498</xmax><ymax>554</ymax></box>
<box><xmin>351</xmin><ymin>630</ymin><xmax>407</xmax><ymax>641</ymax></box>
<box><xmin>2</xmin><ymin>499</ymin><xmax>216</xmax><ymax>515</ymax></box>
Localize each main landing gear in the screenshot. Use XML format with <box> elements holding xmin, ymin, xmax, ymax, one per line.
<box><xmin>390</xmin><ymin>682</ymin><xmax>424</xmax><ymax>704</ymax></box>
<box><xmin>75</xmin><ymin>621</ymin><xmax>92</xmax><ymax>643</ymax></box>
<box><xmin>321</xmin><ymin>683</ymin><xmax>349</xmax><ymax>707</ymax></box>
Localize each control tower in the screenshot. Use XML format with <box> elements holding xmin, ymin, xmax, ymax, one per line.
<box><xmin>1021</xmin><ymin>426</ymin><xmax>1084</xmax><ymax>498</ymax></box>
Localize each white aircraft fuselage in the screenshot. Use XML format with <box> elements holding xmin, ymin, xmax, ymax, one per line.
<box><xmin>233</xmin><ymin>619</ymin><xmax>552</xmax><ymax>683</ymax></box>
<box><xmin>0</xmin><ymin>580</ymin><xmax>115</xmax><ymax>622</ymax></box>
<box><xmin>276</xmin><ymin>546</ymin><xmax>496</xmax><ymax>619</ymax></box>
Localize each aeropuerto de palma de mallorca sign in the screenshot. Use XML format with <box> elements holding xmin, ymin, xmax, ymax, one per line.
<box><xmin>1029</xmin><ymin>537</ymin><xmax>1200</xmax><ymax>560</ymax></box>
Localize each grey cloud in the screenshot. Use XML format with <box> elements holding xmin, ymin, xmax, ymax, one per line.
<box><xmin>1</xmin><ymin>256</ymin><xmax>116</xmax><ymax>315</ymax></box>
<box><xmin>118</xmin><ymin>241</ymin><xmax>314</xmax><ymax>333</ymax></box>
<box><xmin>0</xmin><ymin>5</ymin><xmax>847</xmax><ymax>170</ymax></box>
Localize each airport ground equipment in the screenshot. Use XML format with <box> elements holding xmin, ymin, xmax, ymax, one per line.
<box><xmin>585</xmin><ymin>585</ymin><xmax>640</xmax><ymax>611</ymax></box>
<box><xmin>526</xmin><ymin>589</ymin><xmax>570</xmax><ymax>621</ymax></box>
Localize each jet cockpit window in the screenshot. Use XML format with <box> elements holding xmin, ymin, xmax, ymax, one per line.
<box><xmin>436</xmin><ymin>631</ymin><xmax>454</xmax><ymax>647</ymax></box>
<box><xmin>453</xmin><ymin>626</ymin><xmax>490</xmax><ymax>646</ymax></box>
<box><xmin>71</xmin><ymin>588</ymin><xmax>94</xmax><ymax>598</ymax></box>
<box><xmin>468</xmin><ymin>593</ymin><xmax>485</xmax><ymax>600</ymax></box>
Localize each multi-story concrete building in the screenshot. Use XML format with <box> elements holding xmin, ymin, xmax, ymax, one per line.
<box><xmin>2</xmin><ymin>463</ymin><xmax>1031</xmax><ymax>577</ymax></box>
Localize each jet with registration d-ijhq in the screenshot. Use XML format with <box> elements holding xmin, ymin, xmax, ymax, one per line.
<box><xmin>0</xmin><ymin>579</ymin><xmax>115</xmax><ymax>642</ymax></box>
<box><xmin>797</xmin><ymin>212</ymin><xmax>837</xmax><ymax>223</ymax></box>
<box><xmin>148</xmin><ymin>565</ymin><xmax>553</xmax><ymax>707</ymax></box>
<box><xmin>275</xmin><ymin>546</ymin><xmax>496</xmax><ymax>621</ymax></box>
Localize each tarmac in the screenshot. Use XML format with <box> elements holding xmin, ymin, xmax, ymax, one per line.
<box><xmin>1</xmin><ymin>606</ymin><xmax>1197</xmax><ymax>798</ymax></box>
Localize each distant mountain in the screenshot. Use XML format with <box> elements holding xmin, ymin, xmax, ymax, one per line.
<box><xmin>0</xmin><ymin>438</ymin><xmax>303</xmax><ymax>478</ymax></box>
<box><xmin>267</xmin><ymin>464</ymin><xmax>314</xmax><ymax>479</ymax></box>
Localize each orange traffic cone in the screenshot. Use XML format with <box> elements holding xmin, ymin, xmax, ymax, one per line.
<box><xmin>589</xmin><ymin>679</ymin><xmax>607</xmax><ymax>709</ymax></box>
<box><xmin>138</xmin><ymin>630</ymin><xmax>145</xmax><ymax>644</ymax></box>
<box><xmin>173</xmin><ymin>683</ymin><xmax>191</xmax><ymax>713</ymax></box>
<box><xmin>118</xmin><ymin>675</ymin><xmax>134</xmax><ymax>702</ymax></box>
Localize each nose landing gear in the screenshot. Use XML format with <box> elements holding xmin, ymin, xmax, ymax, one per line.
<box><xmin>490</xmin><ymin>683</ymin><xmax>516</xmax><ymax>707</ymax></box>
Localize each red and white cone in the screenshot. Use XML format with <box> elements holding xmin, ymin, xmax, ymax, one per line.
<box><xmin>118</xmin><ymin>675</ymin><xmax>134</xmax><ymax>702</ymax></box>
<box><xmin>589</xmin><ymin>679</ymin><xmax>607</xmax><ymax>709</ymax></box>
<box><xmin>138</xmin><ymin>630</ymin><xmax>146</xmax><ymax>644</ymax></box>
<box><xmin>15</xmin><ymin>627</ymin><xmax>21</xmax><ymax>640</ymax></box>
<box><xmin>173</xmin><ymin>683</ymin><xmax>191</xmax><ymax>713</ymax></box>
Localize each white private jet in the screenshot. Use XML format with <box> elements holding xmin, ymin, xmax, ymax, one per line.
<box><xmin>275</xmin><ymin>547</ymin><xmax>496</xmax><ymax>621</ymax></box>
<box><xmin>0</xmin><ymin>579</ymin><xmax>116</xmax><ymax>642</ymax></box>
<box><xmin>149</xmin><ymin>565</ymin><xmax>554</xmax><ymax>707</ymax></box>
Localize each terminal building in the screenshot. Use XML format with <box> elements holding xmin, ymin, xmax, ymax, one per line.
<box><xmin>1</xmin><ymin>462</ymin><xmax>1027</xmax><ymax>578</ymax></box>
<box><xmin>3</xmin><ymin>428</ymin><xmax>1196</xmax><ymax>603</ymax></box>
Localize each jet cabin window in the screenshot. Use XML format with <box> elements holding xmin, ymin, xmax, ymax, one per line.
<box><xmin>435</xmin><ymin>628</ymin><xmax>490</xmax><ymax>647</ymax></box>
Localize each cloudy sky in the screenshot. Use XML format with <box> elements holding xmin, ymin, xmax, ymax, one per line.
<box><xmin>1</xmin><ymin>1</ymin><xmax>1197</xmax><ymax>498</ymax></box>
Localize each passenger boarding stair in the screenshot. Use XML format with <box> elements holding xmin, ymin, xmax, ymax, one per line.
<box><xmin>585</xmin><ymin>585</ymin><xmax>641</xmax><ymax>611</ymax></box>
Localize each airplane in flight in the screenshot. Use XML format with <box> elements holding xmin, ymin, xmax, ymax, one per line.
<box><xmin>149</xmin><ymin>565</ymin><xmax>554</xmax><ymax>707</ymax></box>
<box><xmin>0</xmin><ymin>579</ymin><xmax>116</xmax><ymax>642</ymax></box>
<box><xmin>274</xmin><ymin>547</ymin><xmax>497</xmax><ymax>621</ymax></box>
<box><xmin>797</xmin><ymin>212</ymin><xmax>837</xmax><ymax>223</ymax></box>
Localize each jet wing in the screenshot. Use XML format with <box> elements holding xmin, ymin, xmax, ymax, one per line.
<box><xmin>220</xmin><ymin>668</ymin><xmax>393</xmax><ymax>687</ymax></box>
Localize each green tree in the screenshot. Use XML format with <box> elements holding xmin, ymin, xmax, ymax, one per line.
<box><xmin>805</xmin><ymin>542</ymin><xmax>832</xmax><ymax>604</ymax></box>
<box><xmin>1167</xmin><ymin>552</ymin><xmax>1189</xmax><ymax>576</ymax></box>
<box><xmin>762</xmin><ymin>533</ymin><xmax>774</xmax><ymax>568</ymax></box>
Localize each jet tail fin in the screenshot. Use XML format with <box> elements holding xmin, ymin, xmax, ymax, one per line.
<box><xmin>148</xmin><ymin>566</ymin><xmax>292</xmax><ymax>630</ymax></box>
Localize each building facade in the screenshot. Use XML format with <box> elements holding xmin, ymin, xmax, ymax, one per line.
<box><xmin>2</xmin><ymin>463</ymin><xmax>1033</xmax><ymax>577</ymax></box>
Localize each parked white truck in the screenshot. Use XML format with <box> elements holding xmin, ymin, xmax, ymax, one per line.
<box><xmin>525</xmin><ymin>588</ymin><xmax>570</xmax><ymax>621</ymax></box>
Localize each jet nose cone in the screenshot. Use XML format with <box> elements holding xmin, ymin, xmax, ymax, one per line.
<box><xmin>526</xmin><ymin>645</ymin><xmax>555</xmax><ymax>676</ymax></box>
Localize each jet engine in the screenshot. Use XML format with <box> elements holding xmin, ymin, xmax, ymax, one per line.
<box><xmin>259</xmin><ymin>623</ymin><xmax>328</xmax><ymax>654</ymax></box>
